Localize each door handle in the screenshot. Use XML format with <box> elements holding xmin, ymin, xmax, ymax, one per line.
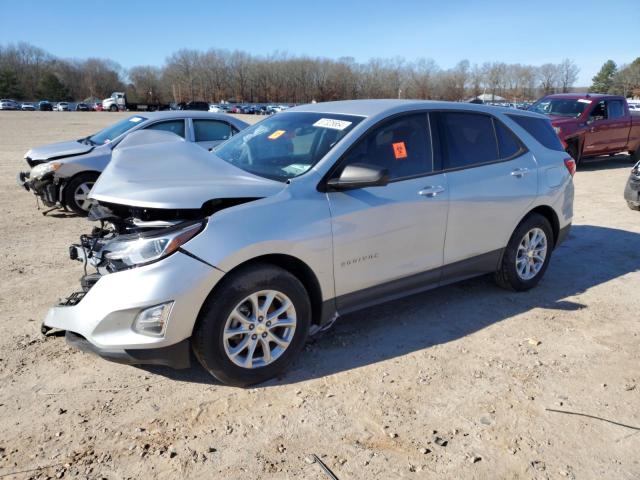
<box><xmin>510</xmin><ymin>168</ymin><xmax>530</xmax><ymax>178</ymax></box>
<box><xmin>418</xmin><ymin>185</ymin><xmax>445</xmax><ymax>197</ymax></box>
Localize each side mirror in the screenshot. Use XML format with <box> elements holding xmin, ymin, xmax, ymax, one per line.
<box><xmin>326</xmin><ymin>163</ymin><xmax>389</xmax><ymax>190</ymax></box>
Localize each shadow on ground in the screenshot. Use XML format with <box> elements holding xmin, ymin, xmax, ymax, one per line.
<box><xmin>578</xmin><ymin>152</ymin><xmax>636</xmax><ymax>172</ymax></box>
<box><xmin>143</xmin><ymin>223</ymin><xmax>640</xmax><ymax>387</ymax></box>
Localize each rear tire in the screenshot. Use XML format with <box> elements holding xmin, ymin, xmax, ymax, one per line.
<box><xmin>627</xmin><ymin>201</ymin><xmax>640</xmax><ymax>211</ymax></box>
<box><xmin>494</xmin><ymin>213</ymin><xmax>554</xmax><ymax>291</ymax></box>
<box><xmin>567</xmin><ymin>141</ymin><xmax>581</xmax><ymax>165</ymax></box>
<box><xmin>192</xmin><ymin>264</ymin><xmax>311</xmax><ymax>386</ymax></box>
<box><xmin>63</xmin><ymin>173</ymin><xmax>99</xmax><ymax>215</ymax></box>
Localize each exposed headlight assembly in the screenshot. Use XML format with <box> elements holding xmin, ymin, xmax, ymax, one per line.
<box><xmin>102</xmin><ymin>220</ymin><xmax>205</xmax><ymax>269</ymax></box>
<box><xmin>30</xmin><ymin>161</ymin><xmax>61</xmax><ymax>179</ymax></box>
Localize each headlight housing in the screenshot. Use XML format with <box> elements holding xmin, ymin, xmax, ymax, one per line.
<box><xmin>101</xmin><ymin>220</ymin><xmax>205</xmax><ymax>270</ymax></box>
<box><xmin>30</xmin><ymin>161</ymin><xmax>61</xmax><ymax>180</ymax></box>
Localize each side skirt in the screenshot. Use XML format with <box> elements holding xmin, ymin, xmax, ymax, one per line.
<box><xmin>320</xmin><ymin>249</ymin><xmax>504</xmax><ymax>322</ymax></box>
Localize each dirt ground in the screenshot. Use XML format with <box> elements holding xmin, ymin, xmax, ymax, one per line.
<box><xmin>0</xmin><ymin>111</ymin><xmax>638</xmax><ymax>480</ymax></box>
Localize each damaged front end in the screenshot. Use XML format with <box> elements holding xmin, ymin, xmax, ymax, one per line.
<box><xmin>44</xmin><ymin>201</ymin><xmax>227</xmax><ymax>368</ymax></box>
<box><xmin>16</xmin><ymin>162</ymin><xmax>62</xmax><ymax>209</ymax></box>
<box><xmin>68</xmin><ymin>203</ymin><xmax>209</xmax><ymax>281</ymax></box>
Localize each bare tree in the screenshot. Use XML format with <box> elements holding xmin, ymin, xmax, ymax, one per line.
<box><xmin>538</xmin><ymin>63</ymin><xmax>560</xmax><ymax>95</ymax></box>
<box><xmin>558</xmin><ymin>58</ymin><xmax>579</xmax><ymax>93</ymax></box>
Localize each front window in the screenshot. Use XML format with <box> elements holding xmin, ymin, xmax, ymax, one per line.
<box><xmin>214</xmin><ymin>112</ymin><xmax>363</xmax><ymax>181</ymax></box>
<box><xmin>88</xmin><ymin>116</ymin><xmax>147</xmax><ymax>145</ymax></box>
<box><xmin>529</xmin><ymin>98</ymin><xmax>589</xmax><ymax>118</ymax></box>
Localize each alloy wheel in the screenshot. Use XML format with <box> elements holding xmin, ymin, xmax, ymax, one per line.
<box><xmin>73</xmin><ymin>181</ymin><xmax>95</xmax><ymax>211</ymax></box>
<box><xmin>223</xmin><ymin>290</ymin><xmax>297</xmax><ymax>369</ymax></box>
<box><xmin>515</xmin><ymin>227</ymin><xmax>548</xmax><ymax>280</ymax></box>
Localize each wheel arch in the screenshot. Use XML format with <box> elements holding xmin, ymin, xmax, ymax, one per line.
<box><xmin>59</xmin><ymin>170</ymin><xmax>101</xmax><ymax>204</ymax></box>
<box><xmin>201</xmin><ymin>254</ymin><xmax>326</xmax><ymax>328</ymax></box>
<box><xmin>523</xmin><ymin>205</ymin><xmax>560</xmax><ymax>247</ymax></box>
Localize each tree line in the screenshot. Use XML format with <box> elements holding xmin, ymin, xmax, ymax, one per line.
<box><xmin>0</xmin><ymin>41</ymin><xmax>636</xmax><ymax>104</ymax></box>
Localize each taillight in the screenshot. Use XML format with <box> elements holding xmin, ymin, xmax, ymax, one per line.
<box><xmin>564</xmin><ymin>157</ymin><xmax>576</xmax><ymax>176</ymax></box>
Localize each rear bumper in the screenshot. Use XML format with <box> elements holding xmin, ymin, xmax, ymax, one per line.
<box><xmin>66</xmin><ymin>331</ymin><xmax>191</xmax><ymax>369</ymax></box>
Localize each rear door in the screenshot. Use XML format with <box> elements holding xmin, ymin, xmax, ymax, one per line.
<box><xmin>144</xmin><ymin>119</ymin><xmax>186</xmax><ymax>138</ymax></box>
<box><xmin>583</xmin><ymin>99</ymin><xmax>629</xmax><ymax>154</ymax></box>
<box><xmin>327</xmin><ymin>113</ymin><xmax>449</xmax><ymax>311</ymax></box>
<box><xmin>436</xmin><ymin>111</ymin><xmax>538</xmax><ymax>276</ymax></box>
<box><xmin>192</xmin><ymin>119</ymin><xmax>235</xmax><ymax>150</ymax></box>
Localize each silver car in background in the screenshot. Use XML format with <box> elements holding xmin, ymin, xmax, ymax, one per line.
<box><xmin>43</xmin><ymin>100</ymin><xmax>574</xmax><ymax>386</ymax></box>
<box><xmin>17</xmin><ymin>111</ymin><xmax>249</xmax><ymax>214</ymax></box>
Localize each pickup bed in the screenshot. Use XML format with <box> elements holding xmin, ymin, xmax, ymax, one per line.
<box><xmin>529</xmin><ymin>94</ymin><xmax>640</xmax><ymax>163</ymax></box>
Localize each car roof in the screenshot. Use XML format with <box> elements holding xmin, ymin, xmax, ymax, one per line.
<box><xmin>542</xmin><ymin>93</ymin><xmax>622</xmax><ymax>100</ymax></box>
<box><xmin>129</xmin><ymin>110</ymin><xmax>250</xmax><ymax>129</ymax></box>
<box><xmin>286</xmin><ymin>99</ymin><xmax>548</xmax><ymax>120</ymax></box>
<box><xmin>121</xmin><ymin>111</ymin><xmax>243</xmax><ymax>125</ymax></box>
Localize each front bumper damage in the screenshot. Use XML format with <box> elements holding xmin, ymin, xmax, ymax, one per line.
<box><xmin>17</xmin><ymin>170</ymin><xmax>60</xmax><ymax>209</ymax></box>
<box><xmin>43</xmin><ymin>245</ymin><xmax>224</xmax><ymax>369</ymax></box>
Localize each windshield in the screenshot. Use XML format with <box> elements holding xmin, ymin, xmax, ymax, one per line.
<box><xmin>214</xmin><ymin>112</ymin><xmax>363</xmax><ymax>181</ymax></box>
<box><xmin>88</xmin><ymin>115</ymin><xmax>147</xmax><ymax>145</ymax></box>
<box><xmin>528</xmin><ymin>98</ymin><xmax>589</xmax><ymax>118</ymax></box>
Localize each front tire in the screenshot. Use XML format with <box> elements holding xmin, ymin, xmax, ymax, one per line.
<box><xmin>63</xmin><ymin>173</ymin><xmax>99</xmax><ymax>215</ymax></box>
<box><xmin>494</xmin><ymin>213</ymin><xmax>554</xmax><ymax>291</ymax></box>
<box><xmin>627</xmin><ymin>201</ymin><xmax>640</xmax><ymax>211</ymax></box>
<box><xmin>192</xmin><ymin>264</ymin><xmax>311</xmax><ymax>386</ymax></box>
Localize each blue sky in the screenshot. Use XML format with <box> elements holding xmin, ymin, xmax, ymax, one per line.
<box><xmin>2</xmin><ymin>0</ymin><xmax>638</xmax><ymax>85</ymax></box>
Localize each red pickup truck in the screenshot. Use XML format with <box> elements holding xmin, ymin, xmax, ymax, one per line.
<box><xmin>528</xmin><ymin>94</ymin><xmax>640</xmax><ymax>164</ymax></box>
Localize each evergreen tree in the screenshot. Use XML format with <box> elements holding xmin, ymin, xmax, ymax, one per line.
<box><xmin>590</xmin><ymin>60</ymin><xmax>617</xmax><ymax>93</ymax></box>
<box><xmin>37</xmin><ymin>72</ymin><xmax>70</xmax><ymax>100</ymax></box>
<box><xmin>0</xmin><ymin>68</ymin><xmax>24</xmax><ymax>99</ymax></box>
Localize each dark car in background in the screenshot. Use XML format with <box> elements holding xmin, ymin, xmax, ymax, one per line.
<box><xmin>181</xmin><ymin>101</ymin><xmax>209</xmax><ymax>111</ymax></box>
<box><xmin>38</xmin><ymin>101</ymin><xmax>53</xmax><ymax>111</ymax></box>
<box><xmin>75</xmin><ymin>103</ymin><xmax>90</xmax><ymax>111</ymax></box>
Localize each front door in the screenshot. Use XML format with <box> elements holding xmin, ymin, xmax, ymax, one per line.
<box><xmin>326</xmin><ymin>113</ymin><xmax>448</xmax><ymax>312</ymax></box>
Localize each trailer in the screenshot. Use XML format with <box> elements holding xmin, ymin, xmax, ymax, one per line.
<box><xmin>102</xmin><ymin>92</ymin><xmax>169</xmax><ymax>112</ymax></box>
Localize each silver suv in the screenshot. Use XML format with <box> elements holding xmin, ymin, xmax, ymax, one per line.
<box><xmin>44</xmin><ymin>100</ymin><xmax>575</xmax><ymax>386</ymax></box>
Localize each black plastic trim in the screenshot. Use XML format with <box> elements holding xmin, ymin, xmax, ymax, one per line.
<box><xmin>330</xmin><ymin>249</ymin><xmax>503</xmax><ymax>318</ymax></box>
<box><xmin>66</xmin><ymin>331</ymin><xmax>191</xmax><ymax>369</ymax></box>
<box><xmin>556</xmin><ymin>223</ymin><xmax>571</xmax><ymax>247</ymax></box>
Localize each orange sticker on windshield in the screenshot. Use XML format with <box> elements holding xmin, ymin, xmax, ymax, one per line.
<box><xmin>392</xmin><ymin>142</ymin><xmax>407</xmax><ymax>159</ymax></box>
<box><xmin>268</xmin><ymin>130</ymin><xmax>286</xmax><ymax>140</ymax></box>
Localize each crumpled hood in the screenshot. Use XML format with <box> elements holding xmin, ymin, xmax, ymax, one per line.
<box><xmin>26</xmin><ymin>139</ymin><xmax>94</xmax><ymax>161</ymax></box>
<box><xmin>90</xmin><ymin>130</ymin><xmax>285</xmax><ymax>209</ymax></box>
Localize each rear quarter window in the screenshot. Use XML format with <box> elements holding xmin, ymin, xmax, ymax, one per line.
<box><xmin>507</xmin><ymin>114</ymin><xmax>564</xmax><ymax>151</ymax></box>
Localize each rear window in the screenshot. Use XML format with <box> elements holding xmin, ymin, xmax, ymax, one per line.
<box><xmin>439</xmin><ymin>112</ymin><xmax>498</xmax><ymax>169</ymax></box>
<box><xmin>495</xmin><ymin>121</ymin><xmax>522</xmax><ymax>159</ymax></box>
<box><xmin>507</xmin><ymin>115</ymin><xmax>564</xmax><ymax>151</ymax></box>
<box><xmin>193</xmin><ymin>120</ymin><xmax>232</xmax><ymax>142</ymax></box>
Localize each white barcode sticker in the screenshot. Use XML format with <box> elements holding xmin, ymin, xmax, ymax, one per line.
<box><xmin>313</xmin><ymin>118</ymin><xmax>352</xmax><ymax>130</ymax></box>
